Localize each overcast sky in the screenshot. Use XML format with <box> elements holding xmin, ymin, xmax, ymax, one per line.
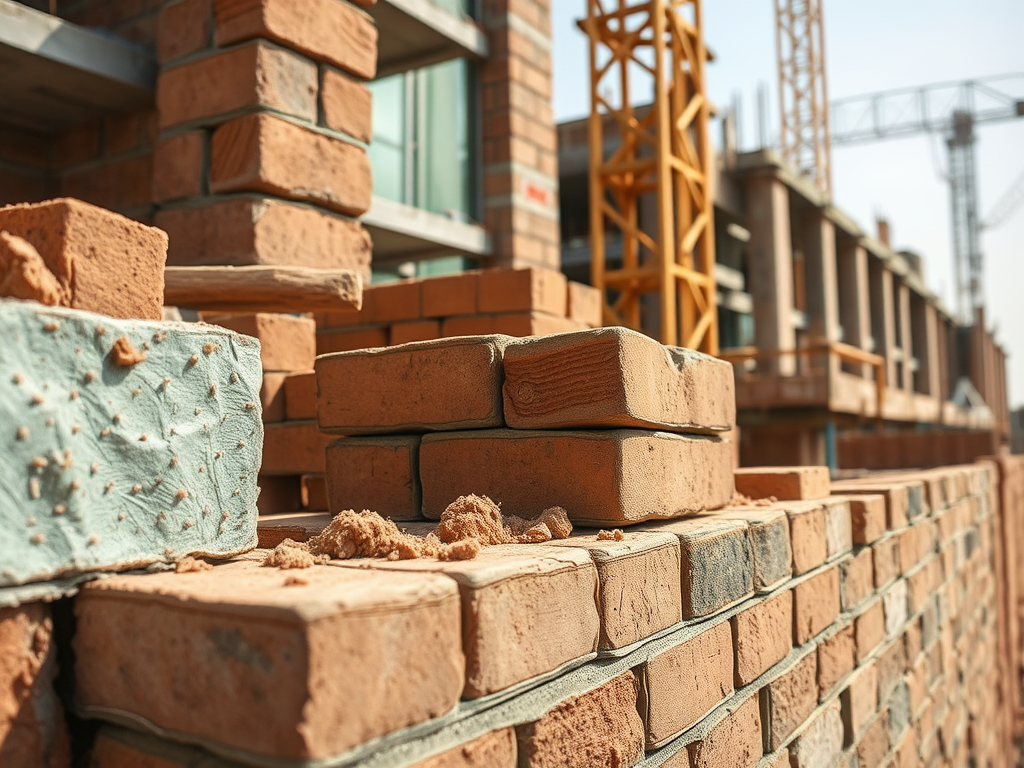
<box><xmin>551</xmin><ymin>1</ymin><xmax>1024</xmax><ymax>409</ymax></box>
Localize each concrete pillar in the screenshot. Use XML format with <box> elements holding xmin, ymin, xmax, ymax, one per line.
<box><xmin>919</xmin><ymin>303</ymin><xmax>941</xmax><ymax>398</ymax></box>
<box><xmin>479</xmin><ymin>0</ymin><xmax>560</xmax><ymax>269</ymax></box>
<box><xmin>936</xmin><ymin>317</ymin><xmax>950</xmax><ymax>404</ymax></box>
<box><xmin>801</xmin><ymin>210</ymin><xmax>840</xmax><ymax>377</ymax></box>
<box><xmin>897</xmin><ymin>283</ymin><xmax>913</xmax><ymax>394</ymax></box>
<box><xmin>837</xmin><ymin>238</ymin><xmax>872</xmax><ymax>378</ymax></box>
<box><xmin>745</xmin><ymin>174</ymin><xmax>796</xmax><ymax>375</ymax></box>
<box><xmin>869</xmin><ymin>259</ymin><xmax>897</xmax><ymax>392</ymax></box>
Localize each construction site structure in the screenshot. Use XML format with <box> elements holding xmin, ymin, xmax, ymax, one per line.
<box><xmin>580</xmin><ymin>0</ymin><xmax>718</xmax><ymax>353</ymax></box>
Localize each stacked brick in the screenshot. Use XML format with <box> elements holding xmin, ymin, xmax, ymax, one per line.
<box><xmin>153</xmin><ymin>0</ymin><xmax>375</xmax><ymax>275</ymax></box>
<box><xmin>306</xmin><ymin>326</ymin><xmax>736</xmax><ymax>525</ymax></box>
<box><xmin>314</xmin><ymin>266</ymin><xmax>603</xmax><ymax>353</ymax></box>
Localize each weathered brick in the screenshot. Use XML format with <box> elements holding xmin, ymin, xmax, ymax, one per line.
<box><xmin>731</xmin><ymin>589</ymin><xmax>793</xmax><ymax>685</ymax></box>
<box><xmin>703</xmin><ymin>507</ymin><xmax>791</xmax><ymax>591</ymax></box>
<box><xmin>478</xmin><ymin>267</ymin><xmax>567</xmax><ymax>315</ymax></box>
<box><xmin>316</xmin><ymin>335</ymin><xmax>508</xmax><ymax>434</ymax></box>
<box><xmin>547</xmin><ymin>531</ymin><xmax>682</xmax><ymax>650</ymax></box>
<box><xmin>157</xmin><ymin>0</ymin><xmax>211</xmax><ymax>64</ymax></box>
<box><xmin>794</xmin><ymin>567</ymin><xmax>840</xmax><ymax>644</ymax></box>
<box><xmin>420</xmin><ymin>429</ymin><xmax>734</xmax><ymax>526</ymax></box>
<box><xmin>502</xmin><ymin>327</ymin><xmax>735</xmax><ymax>432</ymax></box>
<box><xmin>639</xmin><ymin>517</ymin><xmax>752</xmax><ymax>617</ymax></box>
<box><xmin>411</xmin><ymin>728</ymin><xmax>517</xmax><ymax>768</ymax></box>
<box><xmin>824</xmin><ymin>498</ymin><xmax>853</xmax><ymax>560</ymax></box>
<box><xmin>390</xmin><ymin>319</ymin><xmax>440</xmax><ymax>345</ymax></box>
<box><xmin>321</xmin><ymin>68</ymin><xmax>373</xmax><ymax>144</ymax></box>
<box><xmin>840</xmin><ymin>660</ymin><xmax>878</xmax><ymax>742</ymax></box>
<box><xmin>74</xmin><ymin>560</ymin><xmax>464</xmax><ymax>761</ymax></box>
<box><xmin>152</xmin><ymin>131</ymin><xmax>204</xmax><ymax>203</ymax></box>
<box><xmin>261</xmin><ymin>371</ymin><xmax>287</xmax><ymax>422</ymax></box>
<box><xmin>685</xmin><ymin>693</ymin><xmax>763</xmax><ymax>768</ymax></box>
<box><xmin>789</xmin><ymin>699</ymin><xmax>843</xmax><ymax>768</ymax></box>
<box><xmin>855</xmin><ymin>598</ymin><xmax>885</xmax><ymax>662</ymax></box>
<box><xmin>832</xmin><ymin>481</ymin><xmax>909</xmax><ymax>529</ymax></box>
<box><xmin>214</xmin><ymin>0</ymin><xmax>378</xmax><ymax>79</ymax></box>
<box><xmin>91</xmin><ymin>726</ymin><xmax>212</xmax><ymax>768</ymax></box>
<box><xmin>157</xmin><ymin>42</ymin><xmax>317</xmax><ymax>128</ymax></box>
<box><xmin>888</xmin><ymin>679</ymin><xmax>911</xmax><ymax>744</ymax></box>
<box><xmin>205</xmin><ymin>313</ymin><xmax>315</xmax><ymax>372</ymax></box>
<box><xmin>883</xmin><ymin>579</ymin><xmax>908</xmax><ymax>639</ymax></box>
<box><xmin>840</xmin><ymin>547</ymin><xmax>875</xmax><ymax>610</ymax></box>
<box><xmin>855</xmin><ymin>711</ymin><xmax>889</xmax><ymax>768</ymax></box>
<box><xmin>762</xmin><ymin>652</ymin><xmax>818</xmax><ymax>750</ymax></box>
<box><xmin>873</xmin><ymin>535</ymin><xmax>901</xmax><ymax>588</ymax></box>
<box><xmin>283</xmin><ymin>370</ymin><xmax>316</xmax><ymax>420</ymax></box>
<box><xmin>847</xmin><ymin>494</ymin><xmax>886</xmax><ymax>545</ymax></box>
<box><xmin>515</xmin><ymin>672</ymin><xmax>643</xmax><ymax>768</ymax></box>
<box><xmin>420</xmin><ymin>270</ymin><xmax>479</xmax><ymax>318</ymax></box>
<box><xmin>638</xmin><ymin>621</ymin><xmax>733</xmax><ymax>747</ymax></box>
<box><xmin>817</xmin><ymin>622</ymin><xmax>855</xmax><ymax>698</ymax></box>
<box><xmin>0</xmin><ymin>604</ymin><xmax>69</xmax><ymax>767</ymax></box>
<box><xmin>158</xmin><ymin>199</ymin><xmax>372</xmax><ymax>273</ymax></box>
<box><xmin>566</xmin><ymin>280</ymin><xmax>602</xmax><ymax>327</ymax></box>
<box><xmin>876</xmin><ymin>639</ymin><xmax>906</xmax><ymax>702</ymax></box>
<box><xmin>735</xmin><ymin>466</ymin><xmax>830</xmax><ymax>501</ymax></box>
<box><xmin>325</xmin><ymin>436</ymin><xmax>420</xmax><ymax>519</ymax></box>
<box><xmin>210</xmin><ymin>113</ymin><xmax>371</xmax><ymax>216</ymax></box>
<box><xmin>783</xmin><ymin>501</ymin><xmax>828</xmax><ymax>575</ymax></box>
<box><xmin>342</xmin><ymin>544</ymin><xmax>599</xmax><ymax>698</ymax></box>
<box><xmin>261</xmin><ymin>420</ymin><xmax>331</xmax><ymax>474</ymax></box>
<box><xmin>0</xmin><ymin>197</ymin><xmax>166</xmax><ymax>320</ymax></box>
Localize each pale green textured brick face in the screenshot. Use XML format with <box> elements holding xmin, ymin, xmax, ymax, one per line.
<box><xmin>0</xmin><ymin>299</ymin><xmax>264</xmax><ymax>588</ymax></box>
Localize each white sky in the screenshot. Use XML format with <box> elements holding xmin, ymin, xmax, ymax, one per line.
<box><xmin>551</xmin><ymin>1</ymin><xmax>1024</xmax><ymax>408</ymax></box>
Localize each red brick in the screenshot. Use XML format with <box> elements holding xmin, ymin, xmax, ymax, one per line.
<box><xmin>639</xmin><ymin>621</ymin><xmax>733</xmax><ymax>747</ymax></box>
<box><xmin>369</xmin><ymin>279</ymin><xmax>422</xmax><ymax>323</ymax></box>
<box><xmin>421</xmin><ymin>270</ymin><xmax>479</xmax><ymax>318</ymax></box>
<box><xmin>840</xmin><ymin>547</ymin><xmax>875</xmax><ymax>610</ymax></box>
<box><xmin>152</xmin><ymin>131</ymin><xmax>204</xmax><ymax>202</ymax></box>
<box><xmin>300</xmin><ymin>474</ymin><xmax>327</xmax><ymax>510</ymax></box>
<box><xmin>873</xmin><ymin>535</ymin><xmax>900</xmax><ymax>588</ymax></box>
<box><xmin>832</xmin><ymin>481</ymin><xmax>909</xmax><ymax>529</ymax></box>
<box><xmin>735</xmin><ymin>466</ymin><xmax>830</xmax><ymax>501</ymax></box>
<box><xmin>59</xmin><ymin>154</ymin><xmax>153</xmax><ymax>212</ymax></box>
<box><xmin>0</xmin><ymin>197</ymin><xmax>166</xmax><ymax>320</ymax></box>
<box><xmin>441</xmin><ymin>314</ymin><xmax>499</xmax><ymax>337</ymax></box>
<box><xmin>261</xmin><ymin>420</ymin><xmax>331</xmax><ymax>474</ymax></box>
<box><xmin>158</xmin><ymin>199</ymin><xmax>372</xmax><ymax>274</ymax></box>
<box><xmin>261</xmin><ymin>371</ymin><xmax>287</xmax><ymax>422</ymax></box>
<box><xmin>0</xmin><ymin>126</ymin><xmax>50</xmax><ymax>168</ymax></box>
<box><xmin>411</xmin><ymin>728</ymin><xmax>516</xmax><ymax>768</ymax></box>
<box><xmin>317</xmin><ymin>326</ymin><xmax>388</xmax><ymax>354</ymax></box>
<box><xmin>53</xmin><ymin>120</ymin><xmax>100</xmax><ymax>168</ymax></box>
<box><xmin>789</xmin><ymin>699</ymin><xmax>843</xmax><ymax>768</ymax></box>
<box><xmin>855</xmin><ymin>599</ymin><xmax>885</xmax><ymax>662</ymax></box>
<box><xmin>848</xmin><ymin>494</ymin><xmax>886</xmax><ymax>544</ymax></box>
<box><xmin>74</xmin><ymin>560</ymin><xmax>464</xmax><ymax>761</ymax></box>
<box><xmin>389</xmin><ymin>319</ymin><xmax>440</xmax><ymax>345</ymax></box>
<box><xmin>841</xmin><ymin>661</ymin><xmax>878</xmax><ymax>742</ymax></box>
<box><xmin>316</xmin><ymin>335</ymin><xmax>507</xmax><ymax>434</ymax></box>
<box><xmin>283</xmin><ymin>370</ymin><xmax>317</xmax><ymax>420</ymax></box>
<box><xmin>256</xmin><ymin>474</ymin><xmax>301</xmax><ymax>514</ymax></box>
<box><xmin>501</xmin><ymin>327</ymin><xmax>735</xmax><ymax>432</ymax></box>
<box><xmin>214</xmin><ymin>0</ymin><xmax>377</xmax><ymax>79</ymax></box>
<box><xmin>783</xmin><ymin>501</ymin><xmax>828</xmax><ymax>575</ymax></box>
<box><xmin>104</xmin><ymin>111</ymin><xmax>146</xmax><ymax>155</ymax></box>
<box><xmin>204</xmin><ymin>313</ymin><xmax>315</xmax><ymax>372</ymax></box>
<box><xmin>325</xmin><ymin>436</ymin><xmax>421</xmax><ymax>519</ymax></box>
<box><xmin>516</xmin><ymin>672</ymin><xmax>643</xmax><ymax>768</ymax></box>
<box><xmin>683</xmin><ymin>694</ymin><xmax>762</xmax><ymax>768</ymax></box>
<box><xmin>321</xmin><ymin>68</ymin><xmax>373</xmax><ymax>143</ymax></box>
<box><xmin>210</xmin><ymin>113</ymin><xmax>371</xmax><ymax>216</ymax></box>
<box><xmin>477</xmin><ymin>267</ymin><xmax>567</xmax><ymax>315</ymax></box>
<box><xmin>817</xmin><ymin>622</ymin><xmax>855</xmax><ymax>698</ymax></box>
<box><xmin>855</xmin><ymin>711</ymin><xmax>889</xmax><ymax>768</ymax></box>
<box><xmin>91</xmin><ymin>726</ymin><xmax>216</xmax><ymax>768</ymax></box>
<box><xmin>420</xmin><ymin>429</ymin><xmax>734</xmax><ymax>525</ymax></box>
<box><xmin>731</xmin><ymin>590</ymin><xmax>793</xmax><ymax>685</ymax></box>
<box><xmin>762</xmin><ymin>652</ymin><xmax>818</xmax><ymax>750</ymax></box>
<box><xmin>158</xmin><ymin>0</ymin><xmax>212</xmax><ymax>63</ymax></box>
<box><xmin>157</xmin><ymin>42</ymin><xmax>317</xmax><ymax>128</ymax></box>
<box><xmin>492</xmin><ymin>310</ymin><xmax>580</xmax><ymax>337</ymax></box>
<box><xmin>0</xmin><ymin>604</ymin><xmax>70</xmax><ymax>767</ymax></box>
<box><xmin>566</xmin><ymin>280</ymin><xmax>602</xmax><ymax>326</ymax></box>
<box><xmin>793</xmin><ymin>567</ymin><xmax>840</xmax><ymax>644</ymax></box>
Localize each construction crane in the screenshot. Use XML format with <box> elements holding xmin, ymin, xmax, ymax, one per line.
<box><xmin>580</xmin><ymin>0</ymin><xmax>718</xmax><ymax>354</ymax></box>
<box><xmin>830</xmin><ymin>75</ymin><xmax>1024</xmax><ymax>318</ymax></box>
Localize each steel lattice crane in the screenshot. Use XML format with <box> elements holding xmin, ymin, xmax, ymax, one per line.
<box><xmin>830</xmin><ymin>75</ymin><xmax>1024</xmax><ymax>318</ymax></box>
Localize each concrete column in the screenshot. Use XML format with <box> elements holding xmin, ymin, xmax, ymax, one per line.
<box><xmin>869</xmin><ymin>259</ymin><xmax>897</xmax><ymax>392</ymax></box>
<box><xmin>898</xmin><ymin>283</ymin><xmax>913</xmax><ymax>394</ymax></box>
<box><xmin>745</xmin><ymin>174</ymin><xmax>796</xmax><ymax>375</ymax></box>
<box><xmin>801</xmin><ymin>210</ymin><xmax>840</xmax><ymax>377</ymax></box>
<box><xmin>479</xmin><ymin>0</ymin><xmax>560</xmax><ymax>269</ymax></box>
<box><xmin>918</xmin><ymin>303</ymin><xmax>941</xmax><ymax>398</ymax></box>
<box><xmin>936</xmin><ymin>314</ymin><xmax>950</xmax><ymax>404</ymax></box>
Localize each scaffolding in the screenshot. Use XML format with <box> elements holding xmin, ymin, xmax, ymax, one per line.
<box><xmin>581</xmin><ymin>0</ymin><xmax>718</xmax><ymax>353</ymax></box>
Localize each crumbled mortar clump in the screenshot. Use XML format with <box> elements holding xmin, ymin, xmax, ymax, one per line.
<box><xmin>597</xmin><ymin>529</ymin><xmax>625</xmax><ymax>541</ymax></box>
<box><xmin>262</xmin><ymin>494</ymin><xmax>573</xmax><ymax>568</ymax></box>
<box><xmin>175</xmin><ymin>556</ymin><xmax>213</xmax><ymax>573</ymax></box>
<box><xmin>730</xmin><ymin>491</ymin><xmax>776</xmax><ymax>507</ymax></box>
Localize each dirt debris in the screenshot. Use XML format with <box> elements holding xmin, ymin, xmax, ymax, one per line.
<box><xmin>109</xmin><ymin>336</ymin><xmax>147</xmax><ymax>367</ymax></box>
<box><xmin>729</xmin><ymin>491</ymin><xmax>776</xmax><ymax>508</ymax></box>
<box><xmin>262</xmin><ymin>494</ymin><xmax>573</xmax><ymax>569</ymax></box>
<box><xmin>175</xmin><ymin>556</ymin><xmax>213</xmax><ymax>573</ymax></box>
<box><xmin>597</xmin><ymin>529</ymin><xmax>625</xmax><ymax>541</ymax></box>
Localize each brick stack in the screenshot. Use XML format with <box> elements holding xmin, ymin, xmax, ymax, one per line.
<box><xmin>303</xmin><ymin>326</ymin><xmax>736</xmax><ymax>526</ymax></box>
<box><xmin>153</xmin><ymin>0</ymin><xmax>375</xmax><ymax>275</ymax></box>
<box><xmin>314</xmin><ymin>266</ymin><xmax>603</xmax><ymax>353</ymax></box>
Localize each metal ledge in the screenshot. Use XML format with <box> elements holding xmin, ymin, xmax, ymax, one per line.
<box><xmin>0</xmin><ymin>0</ymin><xmax>155</xmax><ymax>133</ymax></box>
<box><xmin>363</xmin><ymin>195</ymin><xmax>491</xmax><ymax>263</ymax></box>
<box><xmin>370</xmin><ymin>0</ymin><xmax>488</xmax><ymax>78</ymax></box>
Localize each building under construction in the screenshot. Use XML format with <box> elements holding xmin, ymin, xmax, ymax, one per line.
<box><xmin>1</xmin><ymin>1</ymin><xmax>1024</xmax><ymax>767</ymax></box>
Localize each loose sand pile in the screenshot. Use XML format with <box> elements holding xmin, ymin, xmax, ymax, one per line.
<box><xmin>729</xmin><ymin>491</ymin><xmax>776</xmax><ymax>507</ymax></box>
<box><xmin>263</xmin><ymin>494</ymin><xmax>573</xmax><ymax>568</ymax></box>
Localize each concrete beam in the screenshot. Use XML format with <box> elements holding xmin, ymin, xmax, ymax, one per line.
<box><xmin>0</xmin><ymin>0</ymin><xmax>154</xmax><ymax>133</ymax></box>
<box><xmin>371</xmin><ymin>0</ymin><xmax>488</xmax><ymax>78</ymax></box>
<box><xmin>362</xmin><ymin>195</ymin><xmax>491</xmax><ymax>264</ymax></box>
